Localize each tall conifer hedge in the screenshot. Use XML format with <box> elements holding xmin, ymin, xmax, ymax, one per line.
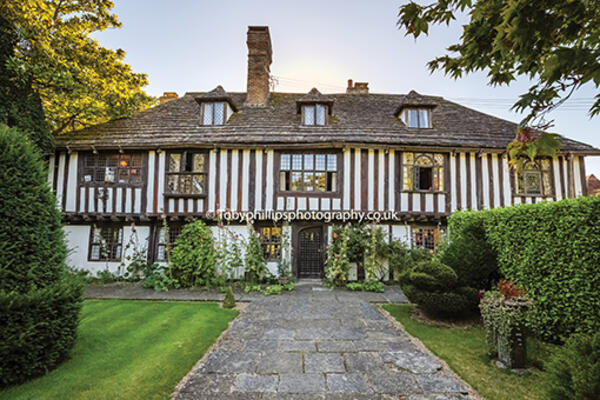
<box><xmin>0</xmin><ymin>125</ymin><xmax>83</xmax><ymax>386</ymax></box>
<box><xmin>448</xmin><ymin>196</ymin><xmax>600</xmax><ymax>342</ymax></box>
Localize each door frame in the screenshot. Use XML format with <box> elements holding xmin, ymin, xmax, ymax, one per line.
<box><xmin>292</xmin><ymin>223</ymin><xmax>327</xmax><ymax>279</ymax></box>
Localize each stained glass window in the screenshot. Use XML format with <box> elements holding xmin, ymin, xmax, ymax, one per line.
<box><xmin>515</xmin><ymin>160</ymin><xmax>552</xmax><ymax>196</ymax></box>
<box><xmin>402</xmin><ymin>153</ymin><xmax>444</xmax><ymax>191</ymax></box>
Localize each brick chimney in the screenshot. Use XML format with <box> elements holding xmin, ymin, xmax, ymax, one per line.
<box><xmin>246</xmin><ymin>26</ymin><xmax>272</xmax><ymax>106</ymax></box>
<box><xmin>158</xmin><ymin>92</ymin><xmax>178</xmax><ymax>104</ymax></box>
<box><xmin>346</xmin><ymin>79</ymin><xmax>369</xmax><ymax>94</ymax></box>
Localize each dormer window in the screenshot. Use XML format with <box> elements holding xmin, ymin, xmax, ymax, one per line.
<box><xmin>202</xmin><ymin>102</ymin><xmax>226</xmax><ymax>126</ymax></box>
<box><xmin>401</xmin><ymin>108</ymin><xmax>431</xmax><ymax>128</ymax></box>
<box><xmin>303</xmin><ymin>104</ymin><xmax>327</xmax><ymax>126</ymax></box>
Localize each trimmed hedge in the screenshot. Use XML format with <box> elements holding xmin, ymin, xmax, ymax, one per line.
<box><xmin>448</xmin><ymin>196</ymin><xmax>600</xmax><ymax>341</ymax></box>
<box><xmin>400</xmin><ymin>259</ymin><xmax>479</xmax><ymax>317</ymax></box>
<box><xmin>0</xmin><ymin>125</ymin><xmax>83</xmax><ymax>386</ymax></box>
<box><xmin>0</xmin><ymin>276</ymin><xmax>82</xmax><ymax>386</ymax></box>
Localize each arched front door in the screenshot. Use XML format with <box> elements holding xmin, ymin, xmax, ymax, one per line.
<box><xmin>297</xmin><ymin>226</ymin><xmax>324</xmax><ymax>278</ymax></box>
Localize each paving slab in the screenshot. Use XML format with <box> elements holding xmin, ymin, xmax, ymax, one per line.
<box><xmin>173</xmin><ymin>282</ymin><xmax>475</xmax><ymax>399</ymax></box>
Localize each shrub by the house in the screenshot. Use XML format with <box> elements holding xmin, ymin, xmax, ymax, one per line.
<box><xmin>244</xmin><ymin>225</ymin><xmax>269</xmax><ymax>283</ymax></box>
<box><xmin>448</xmin><ymin>196</ymin><xmax>600</xmax><ymax>341</ymax></box>
<box><xmin>439</xmin><ymin>211</ymin><xmax>498</xmax><ymax>289</ymax></box>
<box><xmin>168</xmin><ymin>220</ymin><xmax>217</xmax><ymax>287</ymax></box>
<box><xmin>400</xmin><ymin>258</ymin><xmax>479</xmax><ymax>317</ymax></box>
<box><xmin>545</xmin><ymin>332</ymin><xmax>600</xmax><ymax>400</ymax></box>
<box><xmin>0</xmin><ymin>125</ymin><xmax>83</xmax><ymax>386</ymax></box>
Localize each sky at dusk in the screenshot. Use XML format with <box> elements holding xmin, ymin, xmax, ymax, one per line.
<box><xmin>95</xmin><ymin>0</ymin><xmax>600</xmax><ymax>176</ymax></box>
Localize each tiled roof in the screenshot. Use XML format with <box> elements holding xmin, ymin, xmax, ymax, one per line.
<box><xmin>55</xmin><ymin>90</ymin><xmax>600</xmax><ymax>154</ymax></box>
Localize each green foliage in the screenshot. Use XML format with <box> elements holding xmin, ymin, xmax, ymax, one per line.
<box><xmin>0</xmin><ymin>274</ymin><xmax>83</xmax><ymax>387</ymax></box>
<box><xmin>283</xmin><ymin>282</ymin><xmax>294</xmax><ymax>291</ymax></box>
<box><xmin>401</xmin><ymin>259</ymin><xmax>479</xmax><ymax>317</ymax></box>
<box><xmin>0</xmin><ymin>126</ymin><xmax>83</xmax><ymax>385</ymax></box>
<box><xmin>471</xmin><ymin>197</ymin><xmax>600</xmax><ymax>341</ymax></box>
<box><xmin>324</xmin><ymin>226</ymin><xmax>351</xmax><ymax>287</ymax></box>
<box><xmin>277</xmin><ymin>224</ymin><xmax>293</xmax><ymax>283</ymax></box>
<box><xmin>479</xmin><ymin>292</ymin><xmax>533</xmax><ymax>368</ymax></box>
<box><xmin>3</xmin><ymin>1</ymin><xmax>154</xmax><ymax>135</ymax></box>
<box><xmin>214</xmin><ymin>224</ymin><xmax>244</xmax><ymax>282</ymax></box>
<box><xmin>141</xmin><ymin>264</ymin><xmax>177</xmax><ymax>292</ymax></box>
<box><xmin>397</xmin><ymin>0</ymin><xmax>600</xmax><ymax>167</ymax></box>
<box><xmin>346</xmin><ymin>282</ymin><xmax>363</xmax><ymax>291</ymax></box>
<box><xmin>440</xmin><ymin>211</ymin><xmax>499</xmax><ymax>289</ymax></box>
<box><xmin>168</xmin><ymin>220</ymin><xmax>217</xmax><ymax>288</ymax></box>
<box><xmin>0</xmin><ymin>16</ymin><xmax>53</xmax><ymax>155</ymax></box>
<box><xmin>546</xmin><ymin>332</ymin><xmax>600</xmax><ymax>400</ymax></box>
<box><xmin>243</xmin><ymin>284</ymin><xmax>262</xmax><ymax>294</ymax></box>
<box><xmin>244</xmin><ymin>225</ymin><xmax>269</xmax><ymax>284</ymax></box>
<box><xmin>263</xmin><ymin>284</ymin><xmax>283</xmax><ymax>296</ymax></box>
<box><xmin>222</xmin><ymin>286</ymin><xmax>236</xmax><ymax>309</ymax></box>
<box><xmin>345</xmin><ymin>281</ymin><xmax>384</xmax><ymax>293</ymax></box>
<box><xmin>0</xmin><ymin>124</ymin><xmax>66</xmax><ymax>292</ymax></box>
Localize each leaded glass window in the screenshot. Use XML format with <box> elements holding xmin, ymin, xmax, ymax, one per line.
<box><xmin>202</xmin><ymin>102</ymin><xmax>227</xmax><ymax>125</ymax></box>
<box><xmin>279</xmin><ymin>153</ymin><xmax>338</xmax><ymax>192</ymax></box>
<box><xmin>82</xmin><ymin>153</ymin><xmax>144</xmax><ymax>186</ymax></box>
<box><xmin>155</xmin><ymin>225</ymin><xmax>182</xmax><ymax>262</ymax></box>
<box><xmin>89</xmin><ymin>225</ymin><xmax>123</xmax><ymax>261</ymax></box>
<box><xmin>412</xmin><ymin>227</ymin><xmax>439</xmax><ymax>251</ymax></box>
<box><xmin>302</xmin><ymin>104</ymin><xmax>327</xmax><ymax>126</ymax></box>
<box><xmin>259</xmin><ymin>226</ymin><xmax>282</xmax><ymax>261</ymax></box>
<box><xmin>402</xmin><ymin>108</ymin><xmax>432</xmax><ymax>128</ymax></box>
<box><xmin>166</xmin><ymin>151</ymin><xmax>207</xmax><ymax>195</ymax></box>
<box><xmin>402</xmin><ymin>153</ymin><xmax>444</xmax><ymax>191</ymax></box>
<box><xmin>515</xmin><ymin>159</ymin><xmax>552</xmax><ymax>196</ymax></box>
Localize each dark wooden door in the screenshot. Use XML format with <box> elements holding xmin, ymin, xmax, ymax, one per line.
<box><xmin>298</xmin><ymin>227</ymin><xmax>323</xmax><ymax>278</ymax></box>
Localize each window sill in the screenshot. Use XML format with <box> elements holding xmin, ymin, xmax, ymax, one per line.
<box><xmin>164</xmin><ymin>193</ymin><xmax>207</xmax><ymax>199</ymax></box>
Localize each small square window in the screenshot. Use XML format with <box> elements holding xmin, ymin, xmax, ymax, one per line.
<box><xmin>303</xmin><ymin>104</ymin><xmax>328</xmax><ymax>126</ymax></box>
<box><xmin>202</xmin><ymin>102</ymin><xmax>227</xmax><ymax>125</ymax></box>
<box><xmin>404</xmin><ymin>109</ymin><xmax>431</xmax><ymax>128</ymax></box>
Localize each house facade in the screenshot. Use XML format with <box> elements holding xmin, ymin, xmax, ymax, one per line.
<box><xmin>50</xmin><ymin>26</ymin><xmax>599</xmax><ymax>279</ymax></box>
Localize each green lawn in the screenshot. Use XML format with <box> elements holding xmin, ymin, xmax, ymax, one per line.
<box><xmin>0</xmin><ymin>300</ymin><xmax>238</xmax><ymax>400</ymax></box>
<box><xmin>383</xmin><ymin>304</ymin><xmax>556</xmax><ymax>400</ymax></box>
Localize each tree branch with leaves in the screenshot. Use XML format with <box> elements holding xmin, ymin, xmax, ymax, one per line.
<box><xmin>397</xmin><ymin>0</ymin><xmax>600</xmax><ymax>168</ymax></box>
<box><xmin>1</xmin><ymin>0</ymin><xmax>155</xmax><ymax>136</ymax></box>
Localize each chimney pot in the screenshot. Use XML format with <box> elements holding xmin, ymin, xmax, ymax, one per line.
<box><xmin>158</xmin><ymin>91</ymin><xmax>178</xmax><ymax>104</ymax></box>
<box><xmin>346</xmin><ymin>81</ymin><xmax>369</xmax><ymax>94</ymax></box>
<box><xmin>246</xmin><ymin>26</ymin><xmax>273</xmax><ymax>106</ymax></box>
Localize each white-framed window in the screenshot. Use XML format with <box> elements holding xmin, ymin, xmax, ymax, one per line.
<box><xmin>401</xmin><ymin>108</ymin><xmax>431</xmax><ymax>128</ymax></box>
<box><xmin>302</xmin><ymin>104</ymin><xmax>327</xmax><ymax>126</ymax></box>
<box><xmin>515</xmin><ymin>159</ymin><xmax>552</xmax><ymax>196</ymax></box>
<box><xmin>202</xmin><ymin>102</ymin><xmax>226</xmax><ymax>125</ymax></box>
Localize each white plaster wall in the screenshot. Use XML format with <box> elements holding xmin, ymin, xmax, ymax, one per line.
<box><xmin>391</xmin><ymin>224</ymin><xmax>411</xmax><ymax>245</ymax></box>
<box><xmin>64</xmin><ymin>225</ymin><xmax>150</xmax><ymax>276</ymax></box>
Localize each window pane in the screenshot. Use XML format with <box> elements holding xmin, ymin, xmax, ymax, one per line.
<box><xmin>291</xmin><ymin>172</ymin><xmax>302</xmax><ymax>190</ymax></box>
<box><xmin>168</xmin><ymin>153</ymin><xmax>181</xmax><ymax>172</ymax></box>
<box><xmin>524</xmin><ymin>172</ymin><xmax>542</xmax><ymax>195</ymax></box>
<box><xmin>404</xmin><ymin>152</ymin><xmax>414</xmax><ymax>164</ymax></box>
<box><xmin>303</xmin><ymin>106</ymin><xmax>315</xmax><ymax>125</ymax></box>
<box><xmin>416</xmin><ymin>155</ymin><xmax>433</xmax><ymax>167</ymax></box>
<box><xmin>315</xmin><ymin>154</ymin><xmax>326</xmax><ymax>170</ymax></box>
<box><xmin>403</xmin><ymin>166</ymin><xmax>413</xmax><ymax>190</ymax></box>
<box><xmin>191</xmin><ymin>175</ymin><xmax>205</xmax><ymax>194</ymax></box>
<box><xmin>280</xmin><ymin>154</ymin><xmax>290</xmax><ymax>170</ymax></box>
<box><xmin>192</xmin><ymin>154</ymin><xmax>205</xmax><ymax>172</ymax></box>
<box><xmin>156</xmin><ymin>246</ymin><xmax>165</xmax><ymax>262</ymax></box>
<box><xmin>203</xmin><ymin>103</ymin><xmax>213</xmax><ymax>125</ymax></box>
<box><xmin>303</xmin><ymin>173</ymin><xmax>314</xmax><ymax>191</ymax></box>
<box><xmin>433</xmin><ymin>154</ymin><xmax>443</xmax><ymax>165</ymax></box>
<box><xmin>280</xmin><ymin>171</ymin><xmax>288</xmax><ymax>191</ymax></box>
<box><xmin>167</xmin><ymin>175</ymin><xmax>179</xmax><ymax>193</ymax></box>
<box><xmin>304</xmin><ymin>154</ymin><xmax>314</xmax><ymax>170</ymax></box>
<box><xmin>327</xmin><ymin>154</ymin><xmax>337</xmax><ymax>171</ymax></box>
<box><xmin>118</xmin><ymin>169</ymin><xmax>129</xmax><ymax>183</ymax></box>
<box><xmin>438</xmin><ymin>167</ymin><xmax>444</xmax><ymax>191</ymax></box>
<box><xmin>131</xmin><ymin>154</ymin><xmax>142</xmax><ymax>167</ymax></box>
<box><xmin>408</xmin><ymin>109</ymin><xmax>419</xmax><ymax>128</ymax></box>
<box><xmin>329</xmin><ymin>172</ymin><xmax>337</xmax><ymax>192</ymax></box>
<box><xmin>104</xmin><ymin>167</ymin><xmax>115</xmax><ymax>183</ymax></box>
<box><xmin>90</xmin><ymin>245</ymin><xmax>100</xmax><ymax>260</ymax></box>
<box><xmin>316</xmin><ymin>104</ymin><xmax>326</xmax><ymax>125</ymax></box>
<box><xmin>315</xmin><ymin>172</ymin><xmax>326</xmax><ymax>191</ymax></box>
<box><xmin>419</xmin><ymin>109</ymin><xmax>429</xmax><ymax>128</ymax></box>
<box><xmin>292</xmin><ymin>154</ymin><xmax>303</xmax><ymax>170</ymax></box>
<box><xmin>213</xmin><ymin>102</ymin><xmax>225</xmax><ymax>125</ymax></box>
<box><xmin>540</xmin><ymin>159</ymin><xmax>550</xmax><ymax>169</ymax></box>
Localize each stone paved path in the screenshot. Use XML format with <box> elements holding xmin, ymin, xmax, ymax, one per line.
<box><xmin>173</xmin><ymin>283</ymin><xmax>474</xmax><ymax>400</ymax></box>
